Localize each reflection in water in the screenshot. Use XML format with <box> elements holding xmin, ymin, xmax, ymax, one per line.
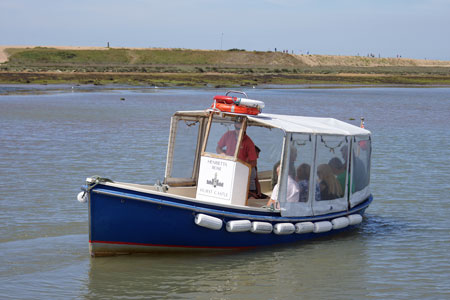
<box><xmin>86</xmin><ymin>251</ymin><xmax>280</xmax><ymax>299</ymax></box>
<box><xmin>85</xmin><ymin>229</ymin><xmax>371</xmax><ymax>299</ymax></box>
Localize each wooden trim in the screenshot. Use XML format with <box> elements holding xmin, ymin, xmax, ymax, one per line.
<box><xmin>234</xmin><ymin>117</ymin><xmax>247</xmax><ymax>158</ymax></box>
<box><xmin>200</xmin><ymin>111</ymin><xmax>214</xmax><ymax>154</ymax></box>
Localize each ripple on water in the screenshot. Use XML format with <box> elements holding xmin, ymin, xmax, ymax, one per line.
<box><xmin>1</xmin><ymin>87</ymin><xmax>449</xmax><ymax>299</ymax></box>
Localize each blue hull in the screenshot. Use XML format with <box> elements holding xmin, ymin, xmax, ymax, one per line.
<box><xmin>88</xmin><ymin>184</ymin><xmax>372</xmax><ymax>256</ymax></box>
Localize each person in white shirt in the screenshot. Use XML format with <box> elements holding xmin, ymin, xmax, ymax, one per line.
<box><xmin>266</xmin><ymin>164</ymin><xmax>299</xmax><ymax>208</ymax></box>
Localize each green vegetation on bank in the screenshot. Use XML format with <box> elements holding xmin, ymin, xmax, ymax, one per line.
<box><xmin>1</xmin><ymin>47</ymin><xmax>449</xmax><ymax>86</ymax></box>
<box><xmin>4</xmin><ymin>47</ymin><xmax>304</xmax><ymax>67</ymax></box>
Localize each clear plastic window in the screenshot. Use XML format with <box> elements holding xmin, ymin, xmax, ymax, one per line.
<box><xmin>315</xmin><ymin>136</ymin><xmax>349</xmax><ymax>201</ymax></box>
<box><xmin>246</xmin><ymin>125</ymin><xmax>284</xmax><ymax>175</ymax></box>
<box><xmin>170</xmin><ymin>119</ymin><xmax>200</xmax><ymax>179</ymax></box>
<box><xmin>351</xmin><ymin>137</ymin><xmax>371</xmax><ymax>193</ymax></box>
<box><xmin>283</xmin><ymin>134</ymin><xmax>314</xmax><ymax>203</ymax></box>
<box><xmin>205</xmin><ymin>115</ymin><xmax>242</xmax><ymax>157</ymax></box>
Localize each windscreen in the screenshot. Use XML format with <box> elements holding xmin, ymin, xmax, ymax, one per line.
<box><xmin>166</xmin><ymin>117</ymin><xmax>201</xmax><ymax>183</ymax></box>
<box><xmin>205</xmin><ymin>115</ymin><xmax>241</xmax><ymax>157</ymax></box>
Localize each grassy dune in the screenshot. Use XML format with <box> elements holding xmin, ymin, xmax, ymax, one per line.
<box><xmin>1</xmin><ymin>46</ymin><xmax>449</xmax><ymax>86</ymax></box>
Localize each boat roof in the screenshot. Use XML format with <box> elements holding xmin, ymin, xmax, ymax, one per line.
<box><xmin>174</xmin><ymin>110</ymin><xmax>371</xmax><ymax>136</ymax></box>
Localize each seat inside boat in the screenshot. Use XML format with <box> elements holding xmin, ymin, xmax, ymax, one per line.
<box><xmin>165</xmin><ymin>169</ymin><xmax>273</xmax><ymax>208</ymax></box>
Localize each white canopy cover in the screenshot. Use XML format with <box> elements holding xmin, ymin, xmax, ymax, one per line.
<box><xmin>249</xmin><ymin>113</ymin><xmax>370</xmax><ymax>136</ymax></box>
<box><xmin>170</xmin><ymin>110</ymin><xmax>372</xmax><ymax>217</ymax></box>
<box><xmin>175</xmin><ymin>110</ymin><xmax>371</xmax><ymax>136</ymax></box>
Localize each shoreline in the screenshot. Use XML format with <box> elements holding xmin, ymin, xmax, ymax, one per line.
<box><xmin>1</xmin><ymin>46</ymin><xmax>449</xmax><ymax>87</ymax></box>
<box><xmin>1</xmin><ymin>71</ymin><xmax>450</xmax><ymax>87</ymax></box>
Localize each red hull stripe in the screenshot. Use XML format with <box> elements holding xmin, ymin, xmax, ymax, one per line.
<box><xmin>90</xmin><ymin>240</ymin><xmax>256</xmax><ymax>250</ymax></box>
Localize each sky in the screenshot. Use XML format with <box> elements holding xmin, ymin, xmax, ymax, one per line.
<box><xmin>1</xmin><ymin>0</ymin><xmax>450</xmax><ymax>60</ymax></box>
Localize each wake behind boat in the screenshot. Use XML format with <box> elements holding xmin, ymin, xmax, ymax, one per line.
<box><xmin>78</xmin><ymin>90</ymin><xmax>372</xmax><ymax>256</ymax></box>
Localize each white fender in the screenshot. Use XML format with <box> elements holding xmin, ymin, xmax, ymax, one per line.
<box><xmin>347</xmin><ymin>214</ymin><xmax>363</xmax><ymax>225</ymax></box>
<box><xmin>77</xmin><ymin>191</ymin><xmax>87</xmax><ymax>203</ymax></box>
<box><xmin>195</xmin><ymin>214</ymin><xmax>223</xmax><ymax>230</ymax></box>
<box><xmin>331</xmin><ymin>217</ymin><xmax>350</xmax><ymax>230</ymax></box>
<box><xmin>226</xmin><ymin>220</ymin><xmax>251</xmax><ymax>232</ymax></box>
<box><xmin>250</xmin><ymin>222</ymin><xmax>273</xmax><ymax>234</ymax></box>
<box><xmin>273</xmin><ymin>223</ymin><xmax>295</xmax><ymax>235</ymax></box>
<box><xmin>313</xmin><ymin>221</ymin><xmax>333</xmax><ymax>233</ymax></box>
<box><xmin>295</xmin><ymin>222</ymin><xmax>315</xmax><ymax>234</ymax></box>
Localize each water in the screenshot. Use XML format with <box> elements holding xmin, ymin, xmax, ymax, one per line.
<box><xmin>1</xmin><ymin>85</ymin><xmax>449</xmax><ymax>299</ymax></box>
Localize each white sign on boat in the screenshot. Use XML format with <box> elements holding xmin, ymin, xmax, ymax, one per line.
<box><xmin>196</xmin><ymin>156</ymin><xmax>249</xmax><ymax>206</ymax></box>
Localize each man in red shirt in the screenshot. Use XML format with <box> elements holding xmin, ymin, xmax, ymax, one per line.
<box><xmin>216</xmin><ymin>121</ymin><xmax>257</xmax><ymax>168</ymax></box>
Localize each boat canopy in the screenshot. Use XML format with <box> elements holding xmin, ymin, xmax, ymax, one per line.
<box><xmin>167</xmin><ymin>109</ymin><xmax>372</xmax><ymax>217</ymax></box>
<box><xmin>173</xmin><ymin>110</ymin><xmax>371</xmax><ymax>136</ymax></box>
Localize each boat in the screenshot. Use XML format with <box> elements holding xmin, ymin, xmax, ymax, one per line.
<box><xmin>77</xmin><ymin>90</ymin><xmax>373</xmax><ymax>256</ymax></box>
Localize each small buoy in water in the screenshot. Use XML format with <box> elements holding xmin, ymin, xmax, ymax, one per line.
<box><xmin>77</xmin><ymin>191</ymin><xmax>87</xmax><ymax>203</ymax></box>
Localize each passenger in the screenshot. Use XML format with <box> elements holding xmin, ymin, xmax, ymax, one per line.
<box><xmin>266</xmin><ymin>164</ymin><xmax>299</xmax><ymax>208</ymax></box>
<box><xmin>216</xmin><ymin>120</ymin><xmax>257</xmax><ymax>168</ymax></box>
<box><xmin>249</xmin><ymin>146</ymin><xmax>267</xmax><ymax>199</ymax></box>
<box><xmin>288</xmin><ymin>146</ymin><xmax>297</xmax><ymax>178</ymax></box>
<box><xmin>340</xmin><ymin>145</ymin><xmax>367</xmax><ymax>192</ymax></box>
<box><xmin>271</xmin><ymin>146</ymin><xmax>297</xmax><ymax>189</ymax></box>
<box><xmin>328</xmin><ymin>157</ymin><xmax>347</xmax><ymax>194</ymax></box>
<box><xmin>271</xmin><ymin>161</ymin><xmax>281</xmax><ymax>189</ymax></box>
<box><xmin>296</xmin><ymin>163</ymin><xmax>310</xmax><ymax>202</ymax></box>
<box><xmin>296</xmin><ymin>163</ymin><xmax>321</xmax><ymax>202</ymax></box>
<box><xmin>317</xmin><ymin>164</ymin><xmax>344</xmax><ymax>200</ymax></box>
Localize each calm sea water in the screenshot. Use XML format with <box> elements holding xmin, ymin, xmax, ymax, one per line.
<box><xmin>0</xmin><ymin>85</ymin><xmax>449</xmax><ymax>299</ymax></box>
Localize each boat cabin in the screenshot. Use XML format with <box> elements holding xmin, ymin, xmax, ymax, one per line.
<box><xmin>163</xmin><ymin>103</ymin><xmax>371</xmax><ymax>217</ymax></box>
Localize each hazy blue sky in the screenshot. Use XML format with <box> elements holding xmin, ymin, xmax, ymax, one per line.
<box><xmin>1</xmin><ymin>0</ymin><xmax>449</xmax><ymax>60</ymax></box>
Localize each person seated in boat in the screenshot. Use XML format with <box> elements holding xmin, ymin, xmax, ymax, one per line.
<box><xmin>328</xmin><ymin>157</ymin><xmax>355</xmax><ymax>194</ymax></box>
<box><xmin>271</xmin><ymin>146</ymin><xmax>297</xmax><ymax>189</ymax></box>
<box><xmin>266</xmin><ymin>164</ymin><xmax>299</xmax><ymax>208</ymax></box>
<box><xmin>296</xmin><ymin>163</ymin><xmax>321</xmax><ymax>202</ymax></box>
<box><xmin>296</xmin><ymin>163</ymin><xmax>310</xmax><ymax>202</ymax></box>
<box><xmin>249</xmin><ymin>146</ymin><xmax>268</xmax><ymax>199</ymax></box>
<box><xmin>271</xmin><ymin>161</ymin><xmax>281</xmax><ymax>190</ymax></box>
<box><xmin>340</xmin><ymin>145</ymin><xmax>367</xmax><ymax>192</ymax></box>
<box><xmin>317</xmin><ymin>164</ymin><xmax>344</xmax><ymax>200</ymax></box>
<box><xmin>328</xmin><ymin>157</ymin><xmax>346</xmax><ymax>193</ymax></box>
<box><xmin>216</xmin><ymin>120</ymin><xmax>257</xmax><ymax>168</ymax></box>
